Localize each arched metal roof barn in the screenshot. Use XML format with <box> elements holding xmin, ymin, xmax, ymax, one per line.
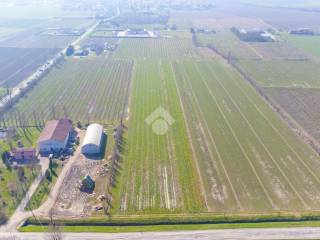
<box><xmin>81</xmin><ymin>123</ymin><xmax>104</xmax><ymax>154</ymax></box>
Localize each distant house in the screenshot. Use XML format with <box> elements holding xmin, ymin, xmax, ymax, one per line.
<box><xmin>74</xmin><ymin>49</ymin><xmax>89</xmax><ymax>57</ymax></box>
<box><xmin>290</xmin><ymin>28</ymin><xmax>315</xmax><ymax>36</ymax></box>
<box><xmin>231</xmin><ymin>27</ymin><xmax>275</xmax><ymax>42</ymax></box>
<box><xmin>12</xmin><ymin>148</ymin><xmax>37</xmax><ymax>161</ymax></box>
<box><xmin>38</xmin><ymin>119</ymin><xmax>73</xmax><ymax>154</ymax></box>
<box><xmin>82</xmin><ymin>123</ymin><xmax>104</xmax><ymax>154</ymax></box>
<box><xmin>117</xmin><ymin>28</ymin><xmax>156</xmax><ymax>38</ymax></box>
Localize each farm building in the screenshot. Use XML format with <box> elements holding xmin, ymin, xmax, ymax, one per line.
<box><xmin>81</xmin><ymin>123</ymin><xmax>104</xmax><ymax>154</ymax></box>
<box><xmin>79</xmin><ymin>174</ymin><xmax>95</xmax><ymax>192</ymax></box>
<box><xmin>290</xmin><ymin>28</ymin><xmax>315</xmax><ymax>35</ymax></box>
<box><xmin>11</xmin><ymin>147</ymin><xmax>36</xmax><ymax>161</ymax></box>
<box><xmin>231</xmin><ymin>27</ymin><xmax>275</xmax><ymax>42</ymax></box>
<box><xmin>74</xmin><ymin>49</ymin><xmax>89</xmax><ymax>57</ymax></box>
<box><xmin>117</xmin><ymin>28</ymin><xmax>156</xmax><ymax>38</ymax></box>
<box><xmin>37</xmin><ymin>119</ymin><xmax>73</xmax><ymax>154</ymax></box>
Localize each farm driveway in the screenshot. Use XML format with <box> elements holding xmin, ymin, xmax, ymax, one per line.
<box><xmin>34</xmin><ymin>131</ymin><xmax>86</xmax><ymax>218</ymax></box>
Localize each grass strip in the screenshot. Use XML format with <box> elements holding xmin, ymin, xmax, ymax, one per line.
<box><xmin>20</xmin><ymin>220</ymin><xmax>320</xmax><ymax>233</ymax></box>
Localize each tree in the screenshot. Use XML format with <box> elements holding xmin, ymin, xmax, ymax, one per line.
<box><xmin>1</xmin><ymin>151</ymin><xmax>11</xmax><ymax>169</ymax></box>
<box><xmin>65</xmin><ymin>45</ymin><xmax>74</xmax><ymax>56</ymax></box>
<box><xmin>17</xmin><ymin>167</ymin><xmax>25</xmax><ymax>182</ymax></box>
<box><xmin>49</xmin><ymin>158</ymin><xmax>53</xmax><ymax>172</ymax></box>
<box><xmin>45</xmin><ymin>169</ymin><xmax>52</xmax><ymax>182</ymax></box>
<box><xmin>76</xmin><ymin>121</ymin><xmax>82</xmax><ymax>129</ymax></box>
<box><xmin>7</xmin><ymin>182</ymin><xmax>18</xmax><ymax>200</ymax></box>
<box><xmin>46</xmin><ymin>209</ymin><xmax>63</xmax><ymax>240</ymax></box>
<box><xmin>0</xmin><ymin>209</ymin><xmax>8</xmax><ymax>225</ymax></box>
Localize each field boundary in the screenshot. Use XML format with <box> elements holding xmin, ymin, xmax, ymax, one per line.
<box><xmin>23</xmin><ymin>211</ymin><xmax>320</xmax><ymax>229</ymax></box>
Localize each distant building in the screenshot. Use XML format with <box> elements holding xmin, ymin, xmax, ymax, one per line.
<box><xmin>81</xmin><ymin>123</ymin><xmax>104</xmax><ymax>154</ymax></box>
<box><xmin>74</xmin><ymin>49</ymin><xmax>89</xmax><ymax>57</ymax></box>
<box><xmin>290</xmin><ymin>28</ymin><xmax>315</xmax><ymax>36</ymax></box>
<box><xmin>11</xmin><ymin>148</ymin><xmax>36</xmax><ymax>161</ymax></box>
<box><xmin>38</xmin><ymin>119</ymin><xmax>73</xmax><ymax>153</ymax></box>
<box><xmin>117</xmin><ymin>28</ymin><xmax>156</xmax><ymax>38</ymax></box>
<box><xmin>231</xmin><ymin>27</ymin><xmax>275</xmax><ymax>42</ymax></box>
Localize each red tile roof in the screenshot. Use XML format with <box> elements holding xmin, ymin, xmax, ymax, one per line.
<box><xmin>38</xmin><ymin>119</ymin><xmax>73</xmax><ymax>143</ymax></box>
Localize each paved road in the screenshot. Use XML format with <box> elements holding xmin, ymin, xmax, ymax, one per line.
<box><xmin>1</xmin><ymin>227</ymin><xmax>320</xmax><ymax>240</ymax></box>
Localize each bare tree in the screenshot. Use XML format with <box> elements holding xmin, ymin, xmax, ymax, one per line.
<box><xmin>3</xmin><ymin>233</ymin><xmax>18</xmax><ymax>240</ymax></box>
<box><xmin>46</xmin><ymin>209</ymin><xmax>63</xmax><ymax>240</ymax></box>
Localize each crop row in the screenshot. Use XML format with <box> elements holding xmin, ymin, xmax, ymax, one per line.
<box><xmin>3</xmin><ymin>57</ymin><xmax>133</xmax><ymax>126</ymax></box>
<box><xmin>111</xmin><ymin>60</ymin><xmax>204</xmax><ymax>214</ymax></box>
<box><xmin>173</xmin><ymin>59</ymin><xmax>320</xmax><ymax>212</ymax></box>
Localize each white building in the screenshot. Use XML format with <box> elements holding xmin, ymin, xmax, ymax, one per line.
<box><xmin>37</xmin><ymin>119</ymin><xmax>73</xmax><ymax>153</ymax></box>
<box><xmin>81</xmin><ymin>123</ymin><xmax>104</xmax><ymax>154</ymax></box>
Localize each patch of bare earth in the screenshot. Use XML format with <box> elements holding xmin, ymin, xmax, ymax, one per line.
<box><xmin>265</xmin><ymin>87</ymin><xmax>320</xmax><ymax>142</ymax></box>
<box><xmin>53</xmin><ymin>153</ymin><xmax>107</xmax><ymax>217</ymax></box>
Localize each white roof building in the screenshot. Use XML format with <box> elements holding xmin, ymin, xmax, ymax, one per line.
<box><xmin>81</xmin><ymin>123</ymin><xmax>104</xmax><ymax>154</ymax></box>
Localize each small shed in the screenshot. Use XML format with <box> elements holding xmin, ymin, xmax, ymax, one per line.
<box><xmin>80</xmin><ymin>175</ymin><xmax>95</xmax><ymax>192</ymax></box>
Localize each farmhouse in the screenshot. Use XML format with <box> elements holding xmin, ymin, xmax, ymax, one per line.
<box><xmin>82</xmin><ymin>123</ymin><xmax>104</xmax><ymax>154</ymax></box>
<box><xmin>38</xmin><ymin>119</ymin><xmax>73</xmax><ymax>154</ymax></box>
<box><xmin>11</xmin><ymin>147</ymin><xmax>36</xmax><ymax>162</ymax></box>
<box><xmin>231</xmin><ymin>27</ymin><xmax>275</xmax><ymax>42</ymax></box>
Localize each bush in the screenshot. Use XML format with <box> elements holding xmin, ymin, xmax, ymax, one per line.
<box><xmin>0</xmin><ymin>210</ymin><xmax>8</xmax><ymax>225</ymax></box>
<box><xmin>45</xmin><ymin>169</ymin><xmax>52</xmax><ymax>182</ymax></box>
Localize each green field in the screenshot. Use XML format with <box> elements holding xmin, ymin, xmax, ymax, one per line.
<box><xmin>109</xmin><ymin>36</ymin><xmax>320</xmax><ymax>216</ymax></box>
<box><xmin>27</xmin><ymin>161</ymin><xmax>62</xmax><ymax>210</ymax></box>
<box><xmin>0</xmin><ymin>87</ymin><xmax>6</xmax><ymax>96</ymax></box>
<box><xmin>173</xmin><ymin>58</ymin><xmax>320</xmax><ymax>212</ymax></box>
<box><xmin>285</xmin><ymin>34</ymin><xmax>320</xmax><ymax>57</ymax></box>
<box><xmin>113</xmin><ymin>38</ymin><xmax>203</xmax><ymax>60</ymax></box>
<box><xmin>0</xmin><ymin>128</ymin><xmax>41</xmax><ymax>218</ymax></box>
<box><xmin>196</xmin><ymin>31</ymin><xmax>260</xmax><ymax>59</ymax></box>
<box><xmin>19</xmin><ymin>220</ymin><xmax>320</xmax><ymax>233</ymax></box>
<box><xmin>111</xmin><ymin>59</ymin><xmax>204</xmax><ymax>214</ymax></box>
<box><xmin>3</xmin><ymin>57</ymin><xmax>133</xmax><ymax>126</ymax></box>
<box><xmin>238</xmin><ymin>59</ymin><xmax>320</xmax><ymax>88</ymax></box>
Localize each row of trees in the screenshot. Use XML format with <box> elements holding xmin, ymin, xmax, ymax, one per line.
<box><xmin>103</xmin><ymin>123</ymin><xmax>126</xmax><ymax>215</ymax></box>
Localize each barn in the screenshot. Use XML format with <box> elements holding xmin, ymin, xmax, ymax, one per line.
<box><xmin>81</xmin><ymin>123</ymin><xmax>104</xmax><ymax>154</ymax></box>
<box><xmin>37</xmin><ymin>119</ymin><xmax>73</xmax><ymax>154</ymax></box>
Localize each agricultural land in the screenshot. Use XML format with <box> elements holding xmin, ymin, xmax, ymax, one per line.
<box><xmin>2</xmin><ymin>57</ymin><xmax>133</xmax><ymax>126</ymax></box>
<box><xmin>0</xmin><ymin>128</ymin><xmax>41</xmax><ymax>221</ymax></box>
<box><xmin>4</xmin><ymin>0</ymin><xmax>320</xmax><ymax>233</ymax></box>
